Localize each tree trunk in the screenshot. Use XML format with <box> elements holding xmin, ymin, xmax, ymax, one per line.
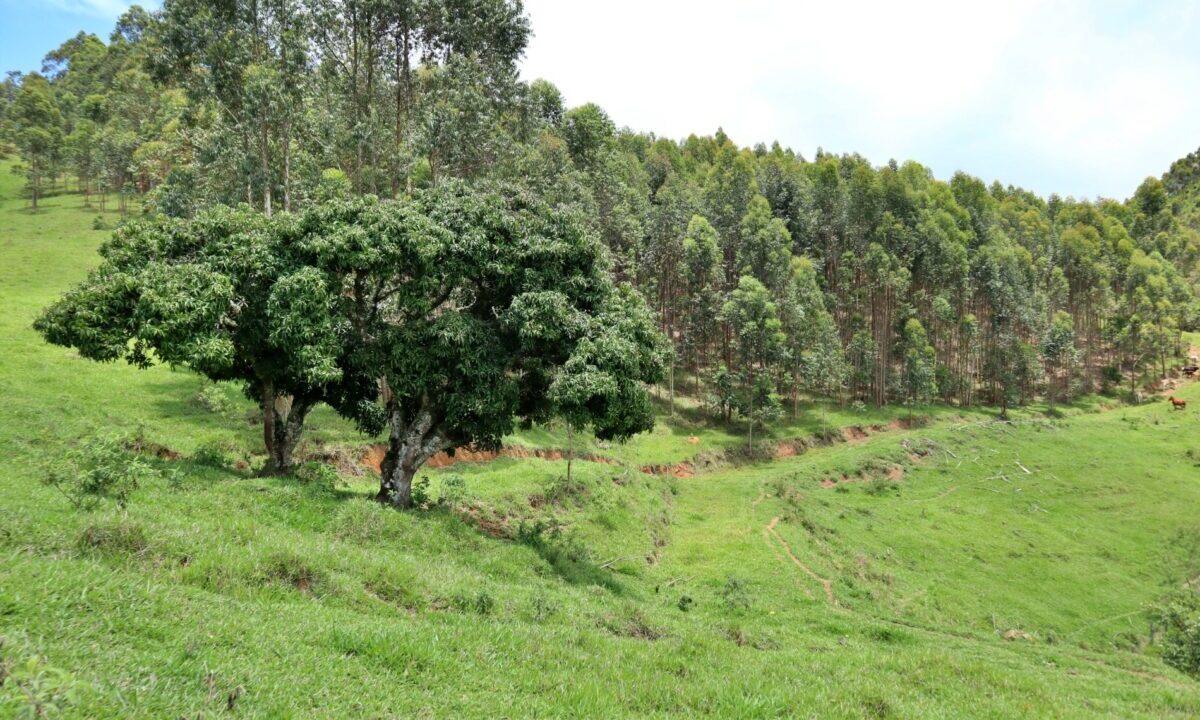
<box><xmin>260</xmin><ymin>121</ymin><xmax>272</xmax><ymax>217</ymax></box>
<box><xmin>668</xmin><ymin>362</ymin><xmax>675</xmax><ymax>418</ymax></box>
<box><xmin>261</xmin><ymin>380</ymin><xmax>276</xmax><ymax>467</ymax></box>
<box><xmin>260</xmin><ymin>390</ymin><xmax>314</xmax><ymax>476</ymax></box>
<box><xmin>30</xmin><ymin>156</ymin><xmax>39</xmax><ymax>211</ymax></box>
<box><xmin>747</xmin><ymin>365</ymin><xmax>754</xmax><ymax>453</ymax></box>
<box><xmin>566</xmin><ymin>423</ymin><xmax>574</xmax><ymax>483</ymax></box>
<box><xmin>377</xmin><ymin>405</ymin><xmax>446</xmax><ymax>509</ymax></box>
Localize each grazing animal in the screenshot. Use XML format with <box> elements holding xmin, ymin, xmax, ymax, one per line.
<box><xmin>1169</xmin><ymin>395</ymin><xmax>1187</xmax><ymax>410</ymax></box>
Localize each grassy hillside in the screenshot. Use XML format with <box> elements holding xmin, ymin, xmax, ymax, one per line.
<box><xmin>3</xmin><ymin>166</ymin><xmax>1200</xmax><ymax>718</ymax></box>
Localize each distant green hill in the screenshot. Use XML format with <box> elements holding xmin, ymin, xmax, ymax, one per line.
<box><xmin>2</xmin><ymin>167</ymin><xmax>1200</xmax><ymax>717</ymax></box>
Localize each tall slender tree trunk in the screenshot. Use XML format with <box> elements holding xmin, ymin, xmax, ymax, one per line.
<box><xmin>747</xmin><ymin>365</ymin><xmax>755</xmax><ymax>453</ymax></box>
<box><xmin>283</xmin><ymin>123</ymin><xmax>291</xmax><ymax>213</ymax></box>
<box><xmin>260</xmin><ymin>122</ymin><xmax>272</xmax><ymax>217</ymax></box>
<box><xmin>30</xmin><ymin>156</ymin><xmax>39</xmax><ymax>211</ymax></box>
<box><xmin>566</xmin><ymin>423</ymin><xmax>574</xmax><ymax>483</ymax></box>
<box><xmin>668</xmin><ymin>362</ymin><xmax>675</xmax><ymax>417</ymax></box>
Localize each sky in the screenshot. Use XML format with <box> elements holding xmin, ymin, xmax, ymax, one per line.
<box><xmin>3</xmin><ymin>0</ymin><xmax>1198</xmax><ymax>200</ymax></box>
<box><xmin>519</xmin><ymin>0</ymin><xmax>1200</xmax><ymax>200</ymax></box>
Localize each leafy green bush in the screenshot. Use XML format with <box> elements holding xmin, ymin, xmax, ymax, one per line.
<box><xmin>438</xmin><ymin>474</ymin><xmax>468</xmax><ymax>508</ymax></box>
<box><xmin>1153</xmin><ymin>589</ymin><xmax>1200</xmax><ymax>677</ymax></box>
<box><xmin>0</xmin><ymin>637</ymin><xmax>79</xmax><ymax>719</ymax></box>
<box><xmin>721</xmin><ymin>576</ymin><xmax>750</xmax><ymax>610</ymax></box>
<box><xmin>191</xmin><ymin>438</ymin><xmax>240</xmax><ymax>469</ymax></box>
<box><xmin>44</xmin><ymin>435</ymin><xmax>159</xmax><ymax>510</ymax></box>
<box><xmin>410</xmin><ymin>476</ymin><xmax>432</xmax><ymax>507</ymax></box>
<box><xmin>194</xmin><ymin>382</ymin><xmax>239</xmax><ymax>417</ymax></box>
<box><xmin>295</xmin><ymin>461</ymin><xmax>341</xmax><ymax>490</ymax></box>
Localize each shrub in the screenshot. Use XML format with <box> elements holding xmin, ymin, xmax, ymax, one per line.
<box><xmin>410</xmin><ymin>476</ymin><xmax>432</xmax><ymax>507</ymax></box>
<box><xmin>91</xmin><ymin>215</ymin><xmax>107</xmax><ymax>230</ymax></box>
<box><xmin>438</xmin><ymin>474</ymin><xmax>468</xmax><ymax>508</ymax></box>
<box><xmin>546</xmin><ymin>473</ymin><xmax>589</xmax><ymax>505</ymax></box>
<box><xmin>1153</xmin><ymin>589</ymin><xmax>1200</xmax><ymax>677</ymax></box>
<box><xmin>44</xmin><ymin>434</ymin><xmax>159</xmax><ymax>510</ymax></box>
<box><xmin>0</xmin><ymin>637</ymin><xmax>79</xmax><ymax>718</ymax></box>
<box><xmin>191</xmin><ymin>438</ymin><xmax>240</xmax><ymax>469</ymax></box>
<box><xmin>295</xmin><ymin>461</ymin><xmax>341</xmax><ymax>491</ymax></box>
<box><xmin>721</xmin><ymin>576</ymin><xmax>751</xmax><ymax>610</ymax></box>
<box><xmin>194</xmin><ymin>382</ymin><xmax>239</xmax><ymax>416</ymax></box>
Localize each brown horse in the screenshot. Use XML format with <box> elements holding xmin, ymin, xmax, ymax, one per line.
<box><xmin>1169</xmin><ymin>395</ymin><xmax>1187</xmax><ymax>410</ymax></box>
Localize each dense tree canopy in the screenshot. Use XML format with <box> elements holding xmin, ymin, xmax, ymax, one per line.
<box><xmin>282</xmin><ymin>184</ymin><xmax>667</xmax><ymax>506</ymax></box>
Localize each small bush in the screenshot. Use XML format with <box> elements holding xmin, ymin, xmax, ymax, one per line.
<box><xmin>546</xmin><ymin>473</ymin><xmax>589</xmax><ymax>505</ymax></box>
<box><xmin>721</xmin><ymin>576</ymin><xmax>751</xmax><ymax>610</ymax></box>
<box><xmin>191</xmin><ymin>438</ymin><xmax>240</xmax><ymax>469</ymax></box>
<box><xmin>194</xmin><ymin>382</ymin><xmax>239</xmax><ymax>416</ymax></box>
<box><xmin>410</xmin><ymin>476</ymin><xmax>432</xmax><ymax>507</ymax></box>
<box><xmin>44</xmin><ymin>434</ymin><xmax>159</xmax><ymax>510</ymax></box>
<box><xmin>91</xmin><ymin>215</ymin><xmax>108</xmax><ymax>230</ymax></box>
<box><xmin>1153</xmin><ymin>589</ymin><xmax>1200</xmax><ymax>677</ymax></box>
<box><xmin>0</xmin><ymin>637</ymin><xmax>79</xmax><ymax>718</ymax></box>
<box><xmin>438</xmin><ymin>474</ymin><xmax>468</xmax><ymax>508</ymax></box>
<box><xmin>295</xmin><ymin>461</ymin><xmax>341</xmax><ymax>491</ymax></box>
<box><xmin>677</xmin><ymin>594</ymin><xmax>695</xmax><ymax>612</ymax></box>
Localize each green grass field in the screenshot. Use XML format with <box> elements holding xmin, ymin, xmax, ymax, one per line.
<box><xmin>3</xmin><ymin>164</ymin><xmax>1200</xmax><ymax>718</ymax></box>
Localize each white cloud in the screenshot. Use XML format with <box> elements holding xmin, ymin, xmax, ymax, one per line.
<box><xmin>519</xmin><ymin>0</ymin><xmax>1200</xmax><ymax>199</ymax></box>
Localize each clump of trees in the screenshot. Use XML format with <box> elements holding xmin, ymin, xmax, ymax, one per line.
<box><xmin>36</xmin><ymin>183</ymin><xmax>668</xmax><ymax>506</ymax></box>
<box><xmin>13</xmin><ymin>0</ymin><xmax>1200</xmax><ymax>460</ymax></box>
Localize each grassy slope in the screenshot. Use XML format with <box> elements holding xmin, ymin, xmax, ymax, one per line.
<box><xmin>2</xmin><ymin>165</ymin><xmax>1199</xmax><ymax>718</ymax></box>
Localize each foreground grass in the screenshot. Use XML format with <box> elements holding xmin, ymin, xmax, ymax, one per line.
<box><xmin>2</xmin><ymin>165</ymin><xmax>1199</xmax><ymax>717</ymax></box>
